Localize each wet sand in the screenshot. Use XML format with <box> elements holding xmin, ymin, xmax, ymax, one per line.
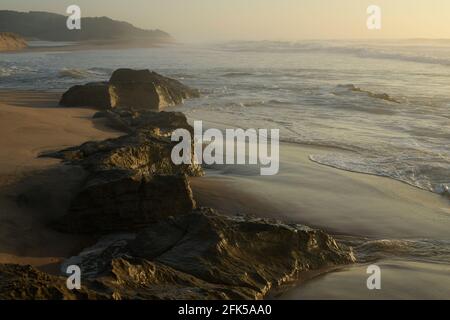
<box><xmin>190</xmin><ymin>142</ymin><xmax>450</xmax><ymax>299</ymax></box>
<box><xmin>191</xmin><ymin>143</ymin><xmax>450</xmax><ymax>238</ymax></box>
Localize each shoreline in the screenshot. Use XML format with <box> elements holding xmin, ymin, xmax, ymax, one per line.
<box><xmin>0</xmin><ymin>40</ymin><xmax>175</xmax><ymax>54</ymax></box>
<box><xmin>0</xmin><ymin>89</ymin><xmax>448</xmax><ymax>299</ymax></box>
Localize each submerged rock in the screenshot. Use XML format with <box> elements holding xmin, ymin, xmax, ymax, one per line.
<box><xmin>59</xmin><ymin>69</ymin><xmax>199</xmax><ymax>110</ymax></box>
<box><xmin>336</xmin><ymin>84</ymin><xmax>400</xmax><ymax>104</ymax></box>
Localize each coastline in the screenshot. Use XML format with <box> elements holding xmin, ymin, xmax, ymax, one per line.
<box><xmin>0</xmin><ymin>90</ymin><xmax>123</xmax><ymax>273</ymax></box>
<box><xmin>190</xmin><ymin>142</ymin><xmax>450</xmax><ymax>239</ymax></box>
<box><xmin>0</xmin><ymin>40</ymin><xmax>174</xmax><ymax>54</ymax></box>
<box><xmin>0</xmin><ymin>89</ymin><xmax>448</xmax><ymax>298</ymax></box>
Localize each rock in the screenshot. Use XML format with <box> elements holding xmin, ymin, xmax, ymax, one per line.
<box><xmin>55</xmin><ymin>173</ymin><xmax>196</xmax><ymax>233</ymax></box>
<box><xmin>43</xmin><ymin>111</ymin><xmax>202</xmax><ymax>233</ymax></box>
<box><xmin>96</xmin><ymin>109</ymin><xmax>195</xmax><ymax>136</ymax></box>
<box><xmin>109</xmin><ymin>69</ymin><xmax>200</xmax><ymax>110</ymax></box>
<box><xmin>59</xmin><ymin>82</ymin><xmax>111</xmax><ymax>109</ymax></box>
<box><xmin>100</xmin><ymin>258</ymin><xmax>246</xmax><ymax>300</ymax></box>
<box><xmin>129</xmin><ymin>208</ymin><xmax>355</xmax><ymax>297</ymax></box>
<box><xmin>55</xmin><ymin>208</ymin><xmax>355</xmax><ymax>299</ymax></box>
<box><xmin>0</xmin><ymin>32</ymin><xmax>27</xmax><ymax>51</ymax></box>
<box><xmin>49</xmin><ymin>123</ymin><xmax>201</xmax><ymax>177</ymax></box>
<box><xmin>59</xmin><ymin>69</ymin><xmax>199</xmax><ymax>110</ymax></box>
<box><xmin>0</xmin><ymin>264</ymin><xmax>104</xmax><ymax>300</ymax></box>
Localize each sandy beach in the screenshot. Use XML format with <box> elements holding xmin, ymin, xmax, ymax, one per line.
<box><xmin>0</xmin><ymin>90</ymin><xmax>448</xmax><ymax>297</ymax></box>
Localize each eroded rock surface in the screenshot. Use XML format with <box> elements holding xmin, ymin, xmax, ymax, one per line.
<box><xmin>59</xmin><ymin>82</ymin><xmax>111</xmax><ymax>109</ymax></box>
<box><xmin>44</xmin><ymin>110</ymin><xmax>201</xmax><ymax>233</ymax></box>
<box><xmin>56</xmin><ymin>208</ymin><xmax>355</xmax><ymax>299</ymax></box>
<box><xmin>0</xmin><ymin>89</ymin><xmax>357</xmax><ymax>300</ymax></box>
<box><xmin>0</xmin><ymin>264</ymin><xmax>104</xmax><ymax>300</ymax></box>
<box><xmin>59</xmin><ymin>69</ymin><xmax>199</xmax><ymax>110</ymax></box>
<box><xmin>109</xmin><ymin>69</ymin><xmax>200</xmax><ymax>110</ymax></box>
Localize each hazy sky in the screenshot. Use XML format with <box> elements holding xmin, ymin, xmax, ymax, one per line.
<box><xmin>1</xmin><ymin>0</ymin><xmax>450</xmax><ymax>42</ymax></box>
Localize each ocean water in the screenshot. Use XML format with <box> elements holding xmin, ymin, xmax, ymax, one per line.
<box><xmin>1</xmin><ymin>40</ymin><xmax>449</xmax><ymax>195</ymax></box>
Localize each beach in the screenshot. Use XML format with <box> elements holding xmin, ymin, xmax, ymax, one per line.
<box><xmin>191</xmin><ymin>141</ymin><xmax>450</xmax><ymax>299</ymax></box>
<box><xmin>0</xmin><ymin>90</ymin><xmax>122</xmax><ymax>272</ymax></box>
<box><xmin>0</xmin><ymin>89</ymin><xmax>448</xmax><ymax>298</ymax></box>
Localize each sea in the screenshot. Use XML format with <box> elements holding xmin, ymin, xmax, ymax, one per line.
<box><xmin>1</xmin><ymin>39</ymin><xmax>450</xmax><ymax>299</ymax></box>
<box><xmin>1</xmin><ymin>39</ymin><xmax>449</xmax><ymax>195</ymax></box>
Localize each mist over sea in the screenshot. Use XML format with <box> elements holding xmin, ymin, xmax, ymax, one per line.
<box><xmin>1</xmin><ymin>39</ymin><xmax>449</xmax><ymax>194</ymax></box>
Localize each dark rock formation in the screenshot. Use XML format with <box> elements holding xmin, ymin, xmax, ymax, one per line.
<box><xmin>54</xmin><ymin>208</ymin><xmax>355</xmax><ymax>300</ymax></box>
<box><xmin>55</xmin><ymin>174</ymin><xmax>195</xmax><ymax>233</ymax></box>
<box><xmin>59</xmin><ymin>69</ymin><xmax>199</xmax><ymax>110</ymax></box>
<box><xmin>0</xmin><ymin>83</ymin><xmax>357</xmax><ymax>300</ymax></box>
<box><xmin>336</xmin><ymin>84</ymin><xmax>400</xmax><ymax>104</ymax></box>
<box><xmin>0</xmin><ymin>32</ymin><xmax>27</xmax><ymax>51</ymax></box>
<box><xmin>109</xmin><ymin>69</ymin><xmax>199</xmax><ymax>110</ymax></box>
<box><xmin>59</xmin><ymin>82</ymin><xmax>111</xmax><ymax>109</ymax></box>
<box><xmin>93</xmin><ymin>109</ymin><xmax>194</xmax><ymax>135</ymax></box>
<box><xmin>44</xmin><ymin>110</ymin><xmax>202</xmax><ymax>233</ymax></box>
<box><xmin>128</xmin><ymin>208</ymin><xmax>355</xmax><ymax>297</ymax></box>
<box><xmin>0</xmin><ymin>264</ymin><xmax>104</xmax><ymax>300</ymax></box>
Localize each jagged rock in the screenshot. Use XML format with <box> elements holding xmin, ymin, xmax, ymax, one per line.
<box><xmin>93</xmin><ymin>109</ymin><xmax>194</xmax><ymax>136</ymax></box>
<box><xmin>109</xmin><ymin>69</ymin><xmax>199</xmax><ymax>111</ymax></box>
<box><xmin>59</xmin><ymin>82</ymin><xmax>111</xmax><ymax>109</ymax></box>
<box><xmin>129</xmin><ymin>208</ymin><xmax>356</xmax><ymax>297</ymax></box>
<box><xmin>59</xmin><ymin>69</ymin><xmax>199</xmax><ymax>110</ymax></box>
<box><xmin>48</xmin><ymin>127</ymin><xmax>200</xmax><ymax>177</ymax></box>
<box><xmin>0</xmin><ymin>264</ymin><xmax>104</xmax><ymax>300</ymax></box>
<box><xmin>43</xmin><ymin>111</ymin><xmax>202</xmax><ymax>233</ymax></box>
<box><xmin>55</xmin><ymin>173</ymin><xmax>196</xmax><ymax>233</ymax></box>
<box><xmin>57</xmin><ymin>208</ymin><xmax>355</xmax><ymax>299</ymax></box>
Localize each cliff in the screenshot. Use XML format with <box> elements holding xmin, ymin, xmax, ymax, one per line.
<box><xmin>0</xmin><ymin>32</ymin><xmax>27</xmax><ymax>51</ymax></box>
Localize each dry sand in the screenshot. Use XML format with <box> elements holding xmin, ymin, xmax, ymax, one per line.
<box><xmin>0</xmin><ymin>90</ymin><xmax>122</xmax><ymax>273</ymax></box>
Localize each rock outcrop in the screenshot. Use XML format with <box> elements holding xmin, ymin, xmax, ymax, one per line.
<box><xmin>109</xmin><ymin>69</ymin><xmax>199</xmax><ymax>110</ymax></box>
<box><xmin>59</xmin><ymin>69</ymin><xmax>199</xmax><ymax>111</ymax></box>
<box><xmin>0</xmin><ymin>82</ymin><xmax>356</xmax><ymax>300</ymax></box>
<box><xmin>0</xmin><ymin>32</ymin><xmax>27</xmax><ymax>51</ymax></box>
<box><xmin>44</xmin><ymin>110</ymin><xmax>202</xmax><ymax>233</ymax></box>
<box><xmin>0</xmin><ymin>208</ymin><xmax>353</xmax><ymax>300</ymax></box>
<box><xmin>0</xmin><ymin>264</ymin><xmax>104</xmax><ymax>300</ymax></box>
<box><xmin>59</xmin><ymin>82</ymin><xmax>111</xmax><ymax>109</ymax></box>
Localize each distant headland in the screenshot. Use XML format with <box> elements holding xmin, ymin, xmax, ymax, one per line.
<box><xmin>0</xmin><ymin>10</ymin><xmax>172</xmax><ymax>48</ymax></box>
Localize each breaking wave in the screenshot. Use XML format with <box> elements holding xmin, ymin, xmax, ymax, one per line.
<box><xmin>309</xmin><ymin>152</ymin><xmax>450</xmax><ymax>196</ymax></box>
<box><xmin>340</xmin><ymin>238</ymin><xmax>450</xmax><ymax>264</ymax></box>
<box><xmin>58</xmin><ymin>68</ymin><xmax>110</xmax><ymax>79</ymax></box>
<box><xmin>220</xmin><ymin>41</ymin><xmax>450</xmax><ymax>67</ymax></box>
